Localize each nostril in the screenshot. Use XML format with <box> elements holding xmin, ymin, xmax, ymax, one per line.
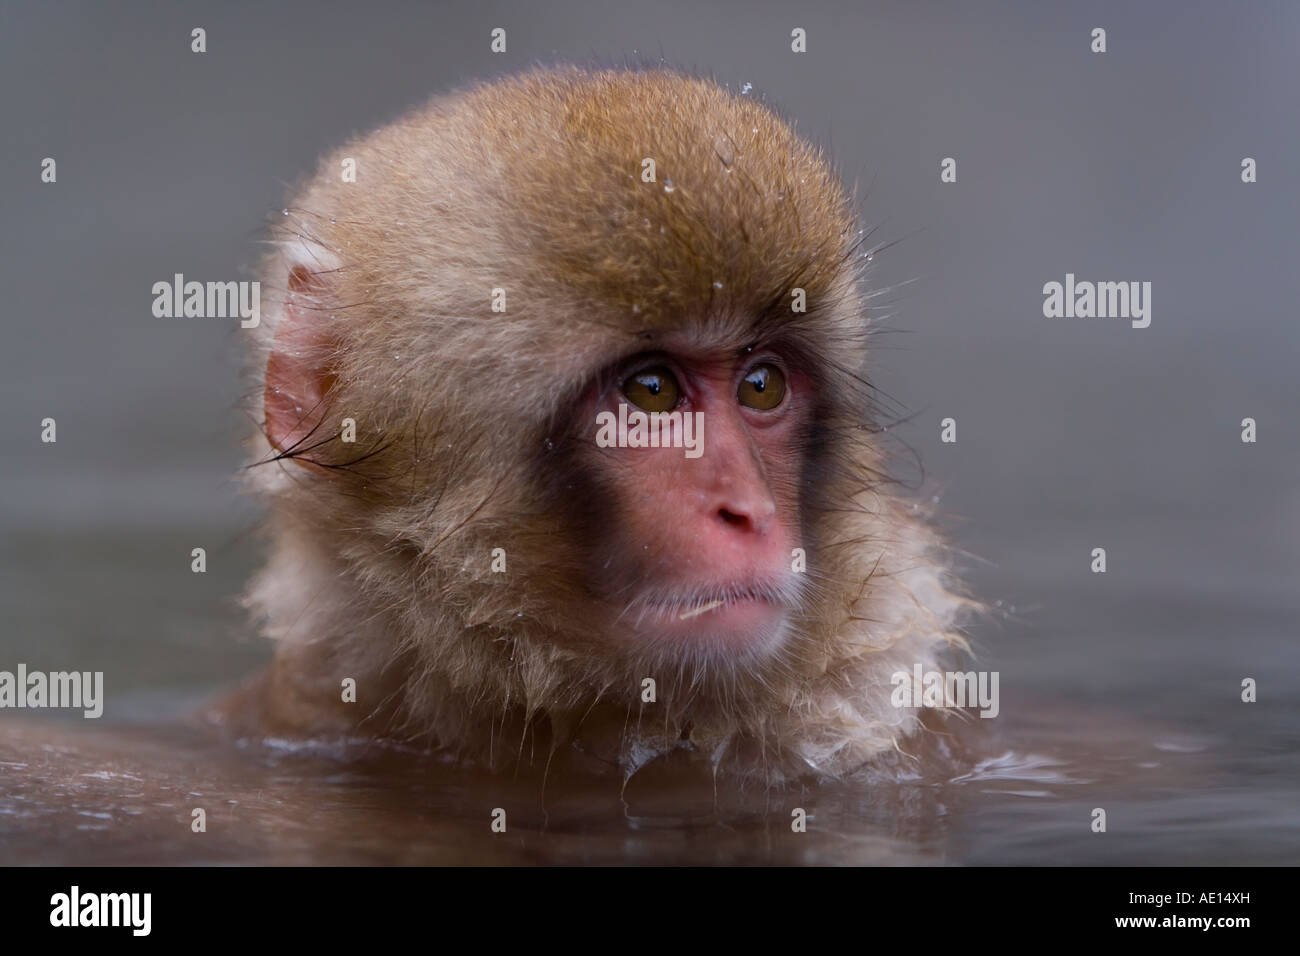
<box><xmin>718</xmin><ymin>508</ymin><xmax>749</xmax><ymax>528</ymax></box>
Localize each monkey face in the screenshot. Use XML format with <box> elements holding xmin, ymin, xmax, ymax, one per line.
<box><xmin>574</xmin><ymin>337</ymin><xmax>811</xmax><ymax>664</ymax></box>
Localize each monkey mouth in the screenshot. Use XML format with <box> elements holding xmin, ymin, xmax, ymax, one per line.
<box><xmin>630</xmin><ymin>582</ymin><xmax>790</xmax><ymax>621</ymax></box>
<box><xmin>621</xmin><ymin>580</ymin><xmax>799</xmax><ymax>655</ymax></box>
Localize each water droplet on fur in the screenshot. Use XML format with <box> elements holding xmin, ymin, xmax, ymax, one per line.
<box><xmin>330</xmin><ymin>218</ymin><xmax>336</xmax><ymax>224</ymax></box>
<box><xmin>741</xmin><ymin>82</ymin><xmax>753</xmax><ymax>95</ymax></box>
<box><xmin>544</xmin><ymin>438</ymin><xmax>555</xmax><ymax>451</ymax></box>
<box><xmin>712</xmin><ymin>281</ymin><xmax>724</xmax><ymax>290</ymax></box>
<box><xmin>281</xmin><ymin>209</ymin><xmax>288</xmax><ymax>216</ymax></box>
<box><xmin>662</xmin><ymin>179</ymin><xmax>675</xmax><ymax>193</ymax></box>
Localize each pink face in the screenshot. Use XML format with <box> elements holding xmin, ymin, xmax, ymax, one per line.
<box><xmin>578</xmin><ymin>340</ymin><xmax>810</xmax><ymax>662</ymax></box>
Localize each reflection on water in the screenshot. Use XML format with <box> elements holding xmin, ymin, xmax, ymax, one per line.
<box><xmin>2</xmin><ymin>700</ymin><xmax>1295</xmax><ymax>865</ymax></box>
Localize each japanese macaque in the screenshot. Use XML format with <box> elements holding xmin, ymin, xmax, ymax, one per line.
<box><xmin>221</xmin><ymin>66</ymin><xmax>971</xmax><ymax>785</ymax></box>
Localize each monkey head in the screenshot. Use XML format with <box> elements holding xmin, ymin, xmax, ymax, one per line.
<box><xmin>240</xmin><ymin>67</ymin><xmax>969</xmax><ymax>783</ymax></box>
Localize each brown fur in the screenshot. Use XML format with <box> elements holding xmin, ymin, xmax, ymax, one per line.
<box><xmin>227</xmin><ymin>66</ymin><xmax>971</xmax><ymax>784</ymax></box>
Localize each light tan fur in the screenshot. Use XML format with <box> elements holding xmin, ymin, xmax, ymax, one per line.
<box><xmin>227</xmin><ymin>67</ymin><xmax>972</xmax><ymax>785</ymax></box>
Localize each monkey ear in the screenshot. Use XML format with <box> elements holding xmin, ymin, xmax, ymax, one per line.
<box><xmin>264</xmin><ymin>265</ymin><xmax>339</xmax><ymax>459</ymax></box>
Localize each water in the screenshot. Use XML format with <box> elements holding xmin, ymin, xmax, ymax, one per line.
<box><xmin>2</xmin><ymin>688</ymin><xmax>1292</xmax><ymax>865</ymax></box>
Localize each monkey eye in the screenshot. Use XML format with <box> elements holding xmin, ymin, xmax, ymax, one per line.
<box><xmin>622</xmin><ymin>367</ymin><xmax>680</xmax><ymax>412</ymax></box>
<box><xmin>737</xmin><ymin>363</ymin><xmax>786</xmax><ymax>410</ymax></box>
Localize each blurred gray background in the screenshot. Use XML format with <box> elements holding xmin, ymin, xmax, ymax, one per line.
<box><xmin>1</xmin><ymin>0</ymin><xmax>1296</xmax><ymax>824</ymax></box>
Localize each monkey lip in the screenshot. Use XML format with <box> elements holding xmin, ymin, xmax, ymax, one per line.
<box><xmin>639</xmin><ymin>585</ymin><xmax>785</xmax><ymax>618</ymax></box>
<box><xmin>627</xmin><ymin>582</ymin><xmax>795</xmax><ymax>653</ymax></box>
